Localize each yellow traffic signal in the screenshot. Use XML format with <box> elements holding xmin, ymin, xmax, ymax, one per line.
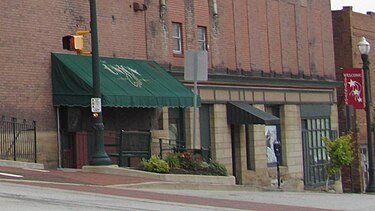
<box><xmin>62</xmin><ymin>31</ymin><xmax>91</xmax><ymax>54</ymax></box>
<box><xmin>62</xmin><ymin>35</ymin><xmax>84</xmax><ymax>51</ymax></box>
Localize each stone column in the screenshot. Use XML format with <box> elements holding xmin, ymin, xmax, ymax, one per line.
<box><xmin>281</xmin><ymin>104</ymin><xmax>304</xmax><ymax>190</ymax></box>
<box><xmin>210</xmin><ymin>104</ymin><xmax>232</xmax><ymax>175</ymax></box>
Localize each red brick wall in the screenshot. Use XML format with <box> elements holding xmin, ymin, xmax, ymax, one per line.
<box><xmin>0</xmin><ymin>0</ymin><xmax>148</xmax><ymax>129</ymax></box>
<box><xmin>333</xmin><ymin>8</ymin><xmax>375</xmax><ymax>145</ymax></box>
<box><xmin>195</xmin><ymin>0</ymin><xmax>211</xmax><ymax>66</ymax></box>
<box><xmin>332</xmin><ymin>7</ymin><xmax>375</xmax><ymax>193</ymax></box>
<box><xmin>145</xmin><ymin>0</ymin><xmax>169</xmax><ymax>63</ymax></box>
<box><xmin>248</xmin><ymin>0</ymin><xmax>270</xmax><ymax>73</ymax></box>
<box><xmin>332</xmin><ymin>8</ymin><xmax>354</xmax><ymax>135</ymax></box>
<box><xmin>1</xmin><ymin>0</ymin><xmax>336</xmax><ymax>167</ymax></box>
<box><xmin>232</xmin><ymin>0</ymin><xmax>250</xmax><ymax>71</ymax></box>
<box><xmin>351</xmin><ymin>11</ymin><xmax>375</xmax><ymax>145</ymax></box>
<box><xmin>281</xmin><ymin>1</ymin><xmax>298</xmax><ymax>75</ymax></box>
<box><xmin>0</xmin><ymin>0</ymin><xmax>337</xmax><ymax>124</ymax></box>
<box><xmin>167</xmin><ymin>0</ymin><xmax>186</xmax><ymax>67</ymax></box>
<box><xmin>0</xmin><ymin>0</ymin><xmax>89</xmax><ymax>130</ymax></box>
<box><xmin>268</xmin><ymin>0</ymin><xmax>283</xmax><ymax>74</ymax></box>
<box><xmin>211</xmin><ymin>0</ymin><xmax>236</xmax><ymax>71</ymax></box>
<box><xmin>320</xmin><ymin>0</ymin><xmax>336</xmax><ymax>79</ymax></box>
<box><xmin>97</xmin><ymin>0</ymin><xmax>147</xmax><ymax>59</ymax></box>
<box><xmin>207</xmin><ymin>0</ymin><xmax>335</xmax><ymax>78</ymax></box>
<box><xmin>145</xmin><ymin>0</ymin><xmax>336</xmax><ymax>76</ymax></box>
<box><xmin>332</xmin><ymin>7</ymin><xmax>357</xmax><ymax>192</ymax></box>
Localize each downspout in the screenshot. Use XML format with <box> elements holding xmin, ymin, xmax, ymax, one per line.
<box><xmin>144</xmin><ymin>0</ymin><xmax>148</xmax><ymax>59</ymax></box>
<box><xmin>56</xmin><ymin>107</ymin><xmax>62</xmax><ymax>168</ymax></box>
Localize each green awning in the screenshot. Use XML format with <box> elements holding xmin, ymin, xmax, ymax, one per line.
<box><xmin>52</xmin><ymin>53</ymin><xmax>199</xmax><ymax>108</ymax></box>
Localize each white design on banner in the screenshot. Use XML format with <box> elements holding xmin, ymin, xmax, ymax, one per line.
<box><xmin>348</xmin><ymin>79</ymin><xmax>363</xmax><ymax>103</ymax></box>
<box><xmin>101</xmin><ymin>61</ymin><xmax>147</xmax><ymax>88</ymax></box>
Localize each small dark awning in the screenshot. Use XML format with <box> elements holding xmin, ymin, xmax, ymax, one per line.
<box><xmin>52</xmin><ymin>53</ymin><xmax>200</xmax><ymax>108</ymax></box>
<box><xmin>227</xmin><ymin>102</ymin><xmax>280</xmax><ymax>125</ymax></box>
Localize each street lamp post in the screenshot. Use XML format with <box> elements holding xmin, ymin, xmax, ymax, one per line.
<box><xmin>89</xmin><ymin>0</ymin><xmax>112</xmax><ymax>165</ymax></box>
<box><xmin>358</xmin><ymin>36</ymin><xmax>375</xmax><ymax>192</ymax></box>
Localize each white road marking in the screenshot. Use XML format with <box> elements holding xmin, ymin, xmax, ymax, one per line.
<box><xmin>22</xmin><ymin>168</ymin><xmax>49</xmax><ymax>173</ymax></box>
<box><xmin>0</xmin><ymin>172</ymin><xmax>23</xmax><ymax>178</ymax></box>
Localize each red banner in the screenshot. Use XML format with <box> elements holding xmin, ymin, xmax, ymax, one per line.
<box><xmin>343</xmin><ymin>68</ymin><xmax>365</xmax><ymax>109</ymax></box>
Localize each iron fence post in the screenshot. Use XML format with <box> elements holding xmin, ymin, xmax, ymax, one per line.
<box><xmin>33</xmin><ymin>121</ymin><xmax>37</xmax><ymax>163</ymax></box>
<box><xmin>12</xmin><ymin>118</ymin><xmax>16</xmax><ymax>161</ymax></box>
<box><xmin>118</xmin><ymin>130</ymin><xmax>124</xmax><ymax>167</ymax></box>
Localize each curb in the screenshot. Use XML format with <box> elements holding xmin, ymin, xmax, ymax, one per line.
<box><xmin>111</xmin><ymin>181</ymin><xmax>270</xmax><ymax>192</ymax></box>
<box><xmin>0</xmin><ymin>160</ymin><xmax>44</xmax><ymax>170</ymax></box>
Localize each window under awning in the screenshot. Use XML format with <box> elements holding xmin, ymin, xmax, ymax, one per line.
<box><xmin>52</xmin><ymin>53</ymin><xmax>200</xmax><ymax>108</ymax></box>
<box><xmin>227</xmin><ymin>102</ymin><xmax>280</xmax><ymax>125</ymax></box>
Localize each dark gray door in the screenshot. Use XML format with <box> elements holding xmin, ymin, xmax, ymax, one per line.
<box><xmin>302</xmin><ymin>118</ymin><xmax>336</xmax><ymax>186</ymax></box>
<box><xmin>169</xmin><ymin>108</ymin><xmax>185</xmax><ymax>151</ymax></box>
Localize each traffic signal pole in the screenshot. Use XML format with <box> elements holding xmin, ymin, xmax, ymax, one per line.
<box><xmin>89</xmin><ymin>0</ymin><xmax>112</xmax><ymax>165</ymax></box>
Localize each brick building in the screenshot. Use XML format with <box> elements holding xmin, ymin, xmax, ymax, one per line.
<box><xmin>332</xmin><ymin>7</ymin><xmax>375</xmax><ymax>192</ymax></box>
<box><xmin>0</xmin><ymin>0</ymin><xmax>338</xmax><ymax>190</ymax></box>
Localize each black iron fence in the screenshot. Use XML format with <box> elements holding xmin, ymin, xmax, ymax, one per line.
<box><xmin>158</xmin><ymin>139</ymin><xmax>186</xmax><ymax>159</ymax></box>
<box><xmin>158</xmin><ymin>139</ymin><xmax>211</xmax><ymax>161</ymax></box>
<box><xmin>0</xmin><ymin>117</ymin><xmax>37</xmax><ymax>162</ymax></box>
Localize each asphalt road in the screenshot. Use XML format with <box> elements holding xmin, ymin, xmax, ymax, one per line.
<box><xmin>0</xmin><ymin>182</ymin><xmax>233</xmax><ymax>211</ymax></box>
<box><xmin>0</xmin><ymin>166</ymin><xmax>374</xmax><ymax>211</ymax></box>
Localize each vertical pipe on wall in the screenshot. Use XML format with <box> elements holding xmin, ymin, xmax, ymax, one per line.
<box><xmin>213</xmin><ymin>0</ymin><xmax>218</xmax><ymax>15</ymax></box>
<box><xmin>144</xmin><ymin>0</ymin><xmax>148</xmax><ymax>59</ymax></box>
<box><xmin>56</xmin><ymin>107</ymin><xmax>61</xmax><ymax>168</ymax></box>
<box><xmin>33</xmin><ymin>121</ymin><xmax>37</xmax><ymax>163</ymax></box>
<box><xmin>12</xmin><ymin>118</ymin><xmax>16</xmax><ymax>161</ymax></box>
<box><xmin>193</xmin><ymin>52</ymin><xmax>198</xmax><ymax>150</ymax></box>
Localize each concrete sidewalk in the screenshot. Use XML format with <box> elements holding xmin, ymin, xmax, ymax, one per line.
<box><xmin>138</xmin><ymin>189</ymin><xmax>375</xmax><ymax>211</ymax></box>
<box><xmin>0</xmin><ymin>160</ymin><xmax>253</xmax><ymax>191</ymax></box>
<box><xmin>1</xmin><ymin>160</ymin><xmax>374</xmax><ymax>211</ymax></box>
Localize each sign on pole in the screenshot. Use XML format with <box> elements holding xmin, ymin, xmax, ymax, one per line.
<box><xmin>184</xmin><ymin>50</ymin><xmax>208</xmax><ymax>150</ymax></box>
<box><xmin>91</xmin><ymin>98</ymin><xmax>102</xmax><ymax>113</ymax></box>
<box><xmin>184</xmin><ymin>51</ymin><xmax>208</xmax><ymax>81</ymax></box>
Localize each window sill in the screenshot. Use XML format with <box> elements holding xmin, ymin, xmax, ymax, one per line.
<box><xmin>173</xmin><ymin>53</ymin><xmax>184</xmax><ymax>58</ymax></box>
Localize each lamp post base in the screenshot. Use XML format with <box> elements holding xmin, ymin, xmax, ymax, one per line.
<box><xmin>90</xmin><ymin>122</ymin><xmax>112</xmax><ymax>166</ymax></box>
<box><xmin>90</xmin><ymin>154</ymin><xmax>112</xmax><ymax>166</ymax></box>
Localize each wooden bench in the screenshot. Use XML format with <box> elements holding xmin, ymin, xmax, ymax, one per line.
<box><xmin>108</xmin><ymin>130</ymin><xmax>151</xmax><ymax>167</ymax></box>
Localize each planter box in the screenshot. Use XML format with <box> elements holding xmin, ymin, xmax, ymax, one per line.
<box><xmin>82</xmin><ymin>165</ymin><xmax>235</xmax><ymax>185</ymax></box>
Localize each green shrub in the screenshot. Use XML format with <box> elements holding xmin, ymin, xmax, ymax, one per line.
<box><xmin>139</xmin><ymin>155</ymin><xmax>170</xmax><ymax>173</ymax></box>
<box><xmin>323</xmin><ymin>134</ymin><xmax>354</xmax><ymax>177</ymax></box>
<box><xmin>141</xmin><ymin>152</ymin><xmax>228</xmax><ymax>176</ymax></box>
<box><xmin>163</xmin><ymin>153</ymin><xmax>181</xmax><ymax>169</ymax></box>
<box><xmin>323</xmin><ymin>134</ymin><xmax>354</xmax><ymax>190</ymax></box>
<box><xmin>178</xmin><ymin>150</ymin><xmax>203</xmax><ymax>171</ymax></box>
<box><xmin>208</xmin><ymin>159</ymin><xmax>228</xmax><ymax>176</ymax></box>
